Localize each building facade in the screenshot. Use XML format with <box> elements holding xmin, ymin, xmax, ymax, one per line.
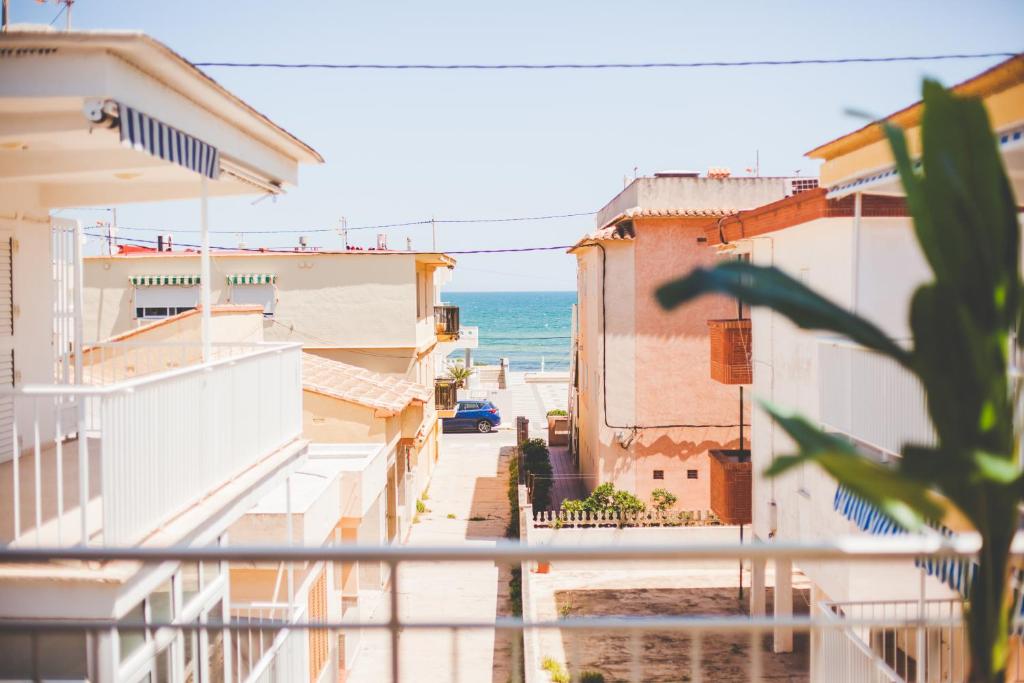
<box><xmin>568</xmin><ymin>173</ymin><xmax>811</xmax><ymax>511</ymax></box>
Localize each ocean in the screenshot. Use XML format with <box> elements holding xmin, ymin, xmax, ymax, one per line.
<box><xmin>443</xmin><ymin>291</ymin><xmax>576</xmax><ymax>372</ymax></box>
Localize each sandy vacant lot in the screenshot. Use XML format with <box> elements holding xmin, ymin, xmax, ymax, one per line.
<box><xmin>555</xmin><ymin>586</ymin><xmax>809</xmax><ymax>682</ymax></box>
<box><xmin>530</xmin><ymin>568</ymin><xmax>810</xmax><ymax>682</ymax></box>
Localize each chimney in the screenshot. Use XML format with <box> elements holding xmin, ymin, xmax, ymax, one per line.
<box><xmin>377</xmin><ymin>233</ymin><xmax>388</xmax><ymax>251</ymax></box>
<box><xmin>164</xmin><ymin>234</ymin><xmax>172</xmax><ymax>252</ymax></box>
<box><xmin>157</xmin><ymin>234</ymin><xmax>164</xmax><ymax>252</ymax></box>
<box><xmin>298</xmin><ymin>235</ymin><xmax>308</xmax><ymax>250</ymax></box>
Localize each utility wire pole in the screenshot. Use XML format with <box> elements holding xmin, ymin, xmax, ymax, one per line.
<box><xmin>431</xmin><ymin>216</ymin><xmax>437</xmax><ymax>251</ymax></box>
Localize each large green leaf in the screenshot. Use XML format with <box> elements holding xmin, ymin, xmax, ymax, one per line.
<box><xmin>655</xmin><ymin>261</ymin><xmax>911</xmax><ymax>366</ymax></box>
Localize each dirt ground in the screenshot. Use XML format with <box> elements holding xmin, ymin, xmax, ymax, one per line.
<box><xmin>549</xmin><ymin>585</ymin><xmax>810</xmax><ymax>682</ymax></box>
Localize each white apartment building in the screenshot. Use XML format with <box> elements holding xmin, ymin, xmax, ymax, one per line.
<box><xmin>702</xmin><ymin>55</ymin><xmax>1024</xmax><ymax>679</ymax></box>
<box><xmin>0</xmin><ymin>27</ymin><xmax>322</xmax><ymax>681</ymax></box>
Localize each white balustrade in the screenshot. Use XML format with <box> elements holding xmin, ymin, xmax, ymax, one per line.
<box><xmin>2</xmin><ymin>342</ymin><xmax>302</xmax><ymax>547</ymax></box>
<box><xmin>818</xmin><ymin>339</ymin><xmax>936</xmax><ymax>458</ymax></box>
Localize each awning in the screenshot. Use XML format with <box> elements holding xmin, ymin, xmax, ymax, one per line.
<box><xmin>227</xmin><ymin>273</ymin><xmax>276</xmax><ymax>285</ymax></box>
<box><xmin>832</xmin><ymin>484</ymin><xmax>976</xmax><ymax>598</ymax></box>
<box><xmin>117</xmin><ymin>102</ymin><xmax>221</xmax><ymax>180</ymax></box>
<box><xmin>130</xmin><ymin>275</ymin><xmax>201</xmax><ymax>287</ymax></box>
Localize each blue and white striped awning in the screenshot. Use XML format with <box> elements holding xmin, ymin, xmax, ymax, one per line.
<box><xmin>118</xmin><ymin>103</ymin><xmax>220</xmax><ymax>180</ymax></box>
<box><xmin>833</xmin><ymin>484</ymin><xmax>977</xmax><ymax>598</ymax></box>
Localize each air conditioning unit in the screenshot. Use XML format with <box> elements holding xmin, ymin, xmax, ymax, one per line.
<box><xmin>785</xmin><ymin>178</ymin><xmax>820</xmax><ymax>196</ymax></box>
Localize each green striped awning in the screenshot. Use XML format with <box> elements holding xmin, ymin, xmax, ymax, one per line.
<box><xmin>227</xmin><ymin>273</ymin><xmax>276</xmax><ymax>285</ymax></box>
<box><xmin>130</xmin><ymin>274</ymin><xmax>201</xmax><ymax>287</ymax></box>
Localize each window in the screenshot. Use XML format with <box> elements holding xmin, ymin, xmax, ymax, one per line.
<box><xmin>687</xmin><ymin>470</ymin><xmax>699</xmax><ymax>480</ymax></box>
<box><xmin>133</xmin><ymin>286</ymin><xmax>200</xmax><ymax>320</ymax></box>
<box><xmin>653</xmin><ymin>470</ymin><xmax>665</xmax><ymax>480</ymax></box>
<box><xmin>229</xmin><ymin>282</ymin><xmax>276</xmax><ymax>316</ymax></box>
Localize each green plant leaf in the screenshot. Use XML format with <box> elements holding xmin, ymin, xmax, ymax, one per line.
<box><xmin>655</xmin><ymin>261</ymin><xmax>911</xmax><ymax>366</ymax></box>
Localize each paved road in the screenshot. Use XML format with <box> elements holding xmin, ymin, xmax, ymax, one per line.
<box><xmin>347</xmin><ymin>404</ymin><xmax>520</xmax><ymax>682</ymax></box>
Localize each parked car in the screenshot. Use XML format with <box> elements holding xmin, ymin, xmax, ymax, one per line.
<box><xmin>442</xmin><ymin>400</ymin><xmax>502</xmax><ymax>433</ymax></box>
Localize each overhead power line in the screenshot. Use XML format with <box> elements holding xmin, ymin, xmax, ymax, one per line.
<box><xmin>193</xmin><ymin>52</ymin><xmax>1019</xmax><ymax>71</ymax></box>
<box><xmin>83</xmin><ymin>231</ymin><xmax>573</xmax><ymax>255</ymax></box>
<box><xmin>102</xmin><ymin>211</ymin><xmax>595</xmax><ymax>235</ymax></box>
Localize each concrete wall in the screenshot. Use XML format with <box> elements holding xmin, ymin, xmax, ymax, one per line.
<box><xmin>596</xmin><ymin>177</ymin><xmax>799</xmax><ymax>228</ymax></box>
<box><xmin>746</xmin><ymin>215</ymin><xmax>953</xmax><ymax>604</ymax></box>
<box><xmin>83</xmin><ymin>253</ymin><xmax>425</xmax><ymax>347</ymax></box>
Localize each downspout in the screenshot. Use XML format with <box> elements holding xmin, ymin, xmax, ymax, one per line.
<box><xmin>851</xmin><ymin>192</ymin><xmax>862</xmax><ymax>313</ymax></box>
<box><xmin>575</xmin><ymin>239</ymin><xmax>749</xmax><ymax>432</ymax></box>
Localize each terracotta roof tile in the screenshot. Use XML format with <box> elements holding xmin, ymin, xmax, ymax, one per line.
<box><xmin>302</xmin><ymin>353</ymin><xmax>430</xmax><ymax>414</ymax></box>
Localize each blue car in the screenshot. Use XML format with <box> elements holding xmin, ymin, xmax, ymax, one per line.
<box><xmin>442</xmin><ymin>400</ymin><xmax>502</xmax><ymax>433</ymax></box>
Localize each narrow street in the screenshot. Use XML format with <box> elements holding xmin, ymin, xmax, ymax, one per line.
<box><xmin>348</xmin><ymin>379</ymin><xmax>564</xmax><ymax>682</ymax></box>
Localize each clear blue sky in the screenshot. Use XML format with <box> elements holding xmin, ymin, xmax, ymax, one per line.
<box><xmin>15</xmin><ymin>1</ymin><xmax>1024</xmax><ymax>291</ymax></box>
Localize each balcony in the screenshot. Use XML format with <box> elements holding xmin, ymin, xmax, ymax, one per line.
<box><xmin>434</xmin><ymin>304</ymin><xmax>460</xmax><ymax>342</ymax></box>
<box><xmin>435</xmin><ymin>378</ymin><xmax>458</xmax><ymax>418</ymax></box>
<box><xmin>708</xmin><ymin>318</ymin><xmax>752</xmax><ymax>384</ymax></box>
<box><xmin>818</xmin><ymin>339</ymin><xmax>935</xmax><ymax>458</ymax></box>
<box><xmin>0</xmin><ymin>342</ymin><xmax>303</xmax><ymax>547</ymax></box>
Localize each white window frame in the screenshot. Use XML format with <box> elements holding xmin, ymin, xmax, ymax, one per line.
<box><xmin>133</xmin><ymin>286</ymin><xmax>200</xmax><ymax>321</ymax></box>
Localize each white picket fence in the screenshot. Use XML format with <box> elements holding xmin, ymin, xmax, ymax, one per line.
<box><xmin>532</xmin><ymin>508</ymin><xmax>722</xmax><ymax>528</ymax></box>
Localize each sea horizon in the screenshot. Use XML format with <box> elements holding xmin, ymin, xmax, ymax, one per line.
<box><xmin>442</xmin><ymin>290</ymin><xmax>576</xmax><ymax>372</ymax></box>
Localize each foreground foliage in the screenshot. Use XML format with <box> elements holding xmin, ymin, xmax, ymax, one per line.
<box><xmin>657</xmin><ymin>82</ymin><xmax>1021</xmax><ymax>682</ymax></box>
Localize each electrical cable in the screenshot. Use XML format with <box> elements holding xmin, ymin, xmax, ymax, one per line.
<box><xmin>104</xmin><ymin>211</ymin><xmax>596</xmax><ymax>235</ymax></box>
<box><xmin>83</xmin><ymin>231</ymin><xmax>573</xmax><ymax>254</ymax></box>
<box><xmin>192</xmin><ymin>52</ymin><xmax>1020</xmax><ymax>71</ymax></box>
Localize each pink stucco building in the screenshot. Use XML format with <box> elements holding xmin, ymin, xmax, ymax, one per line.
<box><xmin>568</xmin><ymin>171</ymin><xmax>814</xmax><ymax>512</ymax></box>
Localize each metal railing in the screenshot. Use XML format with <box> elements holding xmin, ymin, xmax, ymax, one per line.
<box><xmin>818</xmin><ymin>338</ymin><xmax>936</xmax><ymax>458</ymax></box>
<box><xmin>434</xmin><ymin>305</ymin><xmax>460</xmax><ymax>339</ymax></box>
<box><xmin>2</xmin><ymin>342</ymin><xmax>303</xmax><ymax>546</ymax></box>
<box><xmin>0</xmin><ymin>538</ymin><xmax>1008</xmax><ymax>683</ymax></box>
<box><xmin>434</xmin><ymin>378</ymin><xmax>458</xmax><ymax>411</ymax></box>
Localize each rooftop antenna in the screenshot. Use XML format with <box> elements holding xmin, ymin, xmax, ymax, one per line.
<box><xmin>337</xmin><ymin>216</ymin><xmax>348</xmax><ymax>249</ymax></box>
<box><xmin>2</xmin><ymin>0</ymin><xmax>9</xmax><ymax>31</ymax></box>
<box><xmin>406</xmin><ymin>236</ymin><xmax>413</xmax><ymax>251</ymax></box>
<box><xmin>431</xmin><ymin>216</ymin><xmax>437</xmax><ymax>251</ymax></box>
<box><xmin>756</xmin><ymin>149</ymin><xmax>760</xmax><ymax>177</ymax></box>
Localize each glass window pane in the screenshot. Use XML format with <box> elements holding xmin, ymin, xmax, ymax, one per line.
<box><xmin>183</xmin><ymin>631</ymin><xmax>198</xmax><ymax>683</ymax></box>
<box><xmin>155</xmin><ymin>646</ymin><xmax>171</xmax><ymax>683</ymax></box>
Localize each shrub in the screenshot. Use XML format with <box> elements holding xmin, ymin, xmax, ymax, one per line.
<box><xmin>541</xmin><ymin>657</ymin><xmax>570</xmax><ymax>683</ymax></box>
<box><xmin>650</xmin><ymin>488</ymin><xmax>677</xmax><ymax>512</ymax></box>
<box><xmin>446</xmin><ymin>513</ymin><xmax>456</xmax><ymax>519</ymax></box>
<box><xmin>521</xmin><ymin>438</ymin><xmax>554</xmax><ymax>511</ymax></box>
<box><xmin>546</xmin><ymin>409</ymin><xmax>567</xmax><ymax>416</ymax></box>
<box><xmin>506</xmin><ymin>450</ymin><xmax>520</xmax><ymax>538</ymax></box>
<box><xmin>508</xmin><ymin>566</ymin><xmax>522</xmax><ymax>616</ymax></box>
<box><xmin>580</xmin><ymin>673</ymin><xmax>606</xmax><ymax>683</ymax></box>
<box><xmin>445</xmin><ymin>363</ymin><xmax>474</xmax><ymax>388</ymax></box>
<box><xmin>561</xmin><ymin>483</ymin><xmax>646</xmax><ymax>516</ymax></box>
<box><xmin>416</xmin><ymin>499</ymin><xmax>427</xmax><ymax>514</ymax></box>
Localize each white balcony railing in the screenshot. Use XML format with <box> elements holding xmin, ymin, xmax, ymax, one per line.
<box><xmin>1</xmin><ymin>342</ymin><xmax>303</xmax><ymax>547</ymax></box>
<box><xmin>818</xmin><ymin>339</ymin><xmax>936</xmax><ymax>458</ymax></box>
<box><xmin>0</xmin><ymin>539</ymin><xmax>1008</xmax><ymax>683</ymax></box>
<box><xmin>814</xmin><ymin>599</ymin><xmax>966</xmax><ymax>683</ymax></box>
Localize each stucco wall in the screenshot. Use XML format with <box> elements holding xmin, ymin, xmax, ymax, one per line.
<box><xmin>302</xmin><ymin>391</ymin><xmax>389</xmax><ymax>444</ymax></box>
<box><xmin>83</xmin><ymin>253</ymin><xmax>424</xmax><ymax>347</ymax></box>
